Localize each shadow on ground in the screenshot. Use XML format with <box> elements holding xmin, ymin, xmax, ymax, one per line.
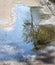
<box><xmin>36</xmin><ymin>53</ymin><xmax>55</xmax><ymax>64</ymax></box>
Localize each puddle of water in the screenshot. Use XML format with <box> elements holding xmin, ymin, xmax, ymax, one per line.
<box><xmin>0</xmin><ymin>5</ymin><xmax>35</xmax><ymax>62</ymax></box>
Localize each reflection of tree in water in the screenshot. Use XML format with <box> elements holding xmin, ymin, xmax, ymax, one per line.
<box><xmin>23</xmin><ymin>22</ymin><xmax>55</xmax><ymax>50</ymax></box>
<box><xmin>23</xmin><ymin>21</ymin><xmax>32</xmax><ymax>43</ymax></box>
<box><xmin>23</xmin><ymin>22</ymin><xmax>55</xmax><ymax>64</ymax></box>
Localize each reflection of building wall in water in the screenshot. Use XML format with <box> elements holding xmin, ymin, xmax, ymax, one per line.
<box><xmin>31</xmin><ymin>7</ymin><xmax>41</xmax><ymax>25</ymax></box>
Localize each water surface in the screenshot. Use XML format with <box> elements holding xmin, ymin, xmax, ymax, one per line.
<box><xmin>0</xmin><ymin>5</ymin><xmax>40</xmax><ymax>61</ymax></box>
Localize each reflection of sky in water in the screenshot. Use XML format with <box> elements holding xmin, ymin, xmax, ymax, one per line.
<box><xmin>0</xmin><ymin>5</ymin><xmax>34</xmax><ymax>61</ymax></box>
<box><xmin>5</xmin><ymin>5</ymin><xmax>31</xmax><ymax>42</ymax></box>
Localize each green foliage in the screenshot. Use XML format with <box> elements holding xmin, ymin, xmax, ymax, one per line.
<box><xmin>35</xmin><ymin>24</ymin><xmax>55</xmax><ymax>50</ymax></box>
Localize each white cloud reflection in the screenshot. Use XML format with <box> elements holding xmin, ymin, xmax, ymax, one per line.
<box><xmin>0</xmin><ymin>44</ymin><xmax>18</xmax><ymax>55</ymax></box>
<box><xmin>3</xmin><ymin>26</ymin><xmax>14</xmax><ymax>32</ymax></box>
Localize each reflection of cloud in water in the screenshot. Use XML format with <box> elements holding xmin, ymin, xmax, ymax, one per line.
<box><xmin>3</xmin><ymin>26</ymin><xmax>14</xmax><ymax>32</ymax></box>
<box><xmin>0</xmin><ymin>44</ymin><xmax>18</xmax><ymax>55</ymax></box>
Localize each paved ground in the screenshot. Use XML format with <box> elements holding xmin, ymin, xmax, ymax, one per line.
<box><xmin>0</xmin><ymin>61</ymin><xmax>55</xmax><ymax>65</ymax></box>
